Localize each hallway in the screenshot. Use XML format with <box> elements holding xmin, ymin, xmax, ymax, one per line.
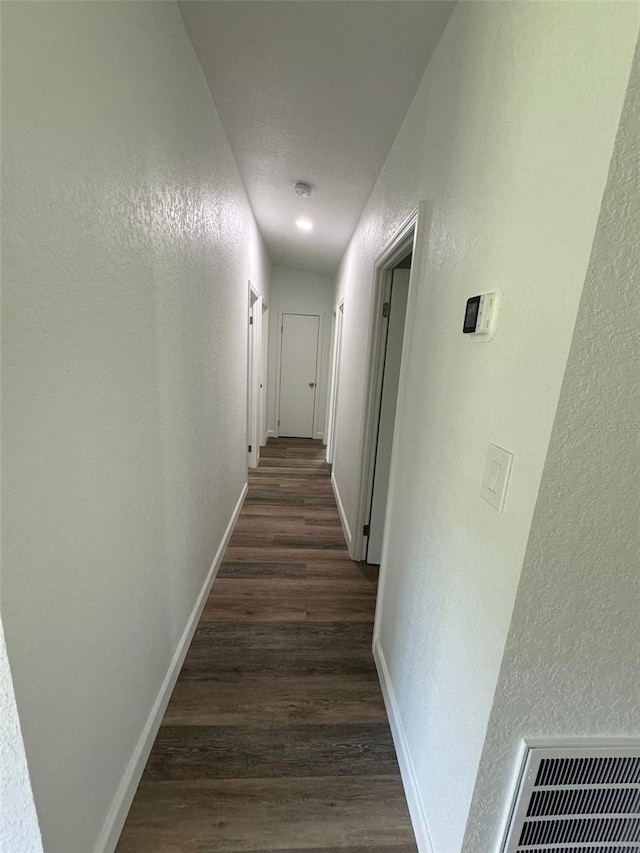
<box><xmin>116</xmin><ymin>438</ymin><xmax>417</xmax><ymax>852</ymax></box>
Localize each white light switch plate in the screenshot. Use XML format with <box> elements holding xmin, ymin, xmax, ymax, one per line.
<box><xmin>481</xmin><ymin>443</ymin><xmax>514</xmax><ymax>512</ymax></box>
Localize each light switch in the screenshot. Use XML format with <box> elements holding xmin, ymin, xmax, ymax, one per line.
<box><xmin>487</xmin><ymin>460</ymin><xmax>501</xmax><ymax>493</ymax></box>
<box><xmin>481</xmin><ymin>443</ymin><xmax>514</xmax><ymax>512</ymax></box>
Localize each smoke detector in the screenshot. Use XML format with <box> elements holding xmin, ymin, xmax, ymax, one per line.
<box><xmin>294</xmin><ymin>181</ymin><xmax>313</xmax><ymax>197</ymax></box>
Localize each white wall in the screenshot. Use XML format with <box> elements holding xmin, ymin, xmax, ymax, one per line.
<box><xmin>0</xmin><ymin>618</ymin><xmax>43</xmax><ymax>853</ymax></box>
<box><xmin>1</xmin><ymin>4</ymin><xmax>269</xmax><ymax>852</ymax></box>
<box><xmin>462</xmin><ymin>38</ymin><xmax>640</xmax><ymax>853</ymax></box>
<box><xmin>331</xmin><ymin>4</ymin><xmax>638</xmax><ymax>851</ymax></box>
<box><xmin>267</xmin><ymin>265</ymin><xmax>335</xmax><ymax>441</ymax></box>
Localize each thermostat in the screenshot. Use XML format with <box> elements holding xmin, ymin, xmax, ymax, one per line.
<box><xmin>463</xmin><ymin>289</ymin><xmax>501</xmax><ymax>340</ymax></box>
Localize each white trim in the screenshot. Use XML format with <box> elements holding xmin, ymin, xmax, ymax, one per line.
<box><xmin>313</xmin><ymin>432</ymin><xmax>324</xmax><ymax>442</ymax></box>
<box><xmin>266</xmin><ymin>429</ymin><xmax>276</xmax><ymax>439</ymax></box>
<box><xmin>94</xmin><ymin>483</ymin><xmax>248</xmax><ymax>853</ymax></box>
<box><xmin>373</xmin><ymin>640</ymin><xmax>436</xmax><ymax>853</ymax></box>
<box><xmin>331</xmin><ymin>471</ymin><xmax>352</xmax><ymax>550</ymax></box>
<box><xmin>354</xmin><ymin>203</ymin><xmax>431</xmax><ymax>562</ymax></box>
<box><xmin>494</xmin><ymin>738</ymin><xmax>530</xmax><ymax>853</ymax></box>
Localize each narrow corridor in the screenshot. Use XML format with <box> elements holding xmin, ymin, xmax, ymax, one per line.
<box><xmin>116</xmin><ymin>438</ymin><xmax>417</xmax><ymax>852</ymax></box>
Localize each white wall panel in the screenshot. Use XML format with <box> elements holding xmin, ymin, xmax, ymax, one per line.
<box><xmin>1</xmin><ymin>4</ymin><xmax>270</xmax><ymax>851</ymax></box>
<box><xmin>463</xmin><ymin>39</ymin><xmax>640</xmax><ymax>853</ymax></box>
<box><xmin>332</xmin><ymin>4</ymin><xmax>638</xmax><ymax>850</ymax></box>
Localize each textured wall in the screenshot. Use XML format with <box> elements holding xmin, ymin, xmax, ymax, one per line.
<box><xmin>332</xmin><ymin>3</ymin><xmax>638</xmax><ymax>851</ymax></box>
<box><xmin>0</xmin><ymin>620</ymin><xmax>43</xmax><ymax>853</ymax></box>
<box><xmin>266</xmin><ymin>265</ymin><xmax>335</xmax><ymax>440</ymax></box>
<box><xmin>1</xmin><ymin>3</ymin><xmax>269</xmax><ymax>852</ymax></box>
<box><xmin>462</xmin><ymin>36</ymin><xmax>640</xmax><ymax>853</ymax></box>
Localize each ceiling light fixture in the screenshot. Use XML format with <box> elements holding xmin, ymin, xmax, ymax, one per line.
<box><xmin>295</xmin><ymin>217</ymin><xmax>313</xmax><ymax>232</ymax></box>
<box><xmin>294</xmin><ymin>181</ymin><xmax>313</xmax><ymax>197</ymax></box>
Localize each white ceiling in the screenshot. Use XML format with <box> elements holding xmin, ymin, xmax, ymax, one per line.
<box><xmin>179</xmin><ymin>2</ymin><xmax>455</xmax><ymax>276</ymax></box>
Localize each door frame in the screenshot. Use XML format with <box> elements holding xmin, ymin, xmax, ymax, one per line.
<box><xmin>259</xmin><ymin>303</ymin><xmax>269</xmax><ymax>447</ymax></box>
<box><xmin>275</xmin><ymin>310</ymin><xmax>324</xmax><ymax>439</ymax></box>
<box><xmin>352</xmin><ymin>202</ymin><xmax>431</xmax><ymax>561</ymax></box>
<box><xmin>365</xmin><ymin>266</ymin><xmax>410</xmax><ymax>565</ymax></box>
<box><xmin>247</xmin><ymin>282</ymin><xmax>262</xmax><ymax>469</ymax></box>
<box><xmin>325</xmin><ymin>297</ymin><xmax>345</xmax><ymax>464</ymax></box>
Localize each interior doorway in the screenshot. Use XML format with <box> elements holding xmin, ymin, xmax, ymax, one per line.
<box><xmin>259</xmin><ymin>303</ymin><xmax>269</xmax><ymax>447</ymax></box>
<box><xmin>366</xmin><ymin>263</ymin><xmax>410</xmax><ymax>564</ymax></box>
<box><xmin>354</xmin><ymin>203</ymin><xmax>427</xmax><ymax>563</ymax></box>
<box><xmin>247</xmin><ymin>283</ymin><xmax>261</xmax><ymax>469</ymax></box>
<box><xmin>325</xmin><ymin>298</ymin><xmax>344</xmax><ymax>465</ymax></box>
<box><xmin>277</xmin><ymin>312</ymin><xmax>320</xmax><ymax>438</ymax></box>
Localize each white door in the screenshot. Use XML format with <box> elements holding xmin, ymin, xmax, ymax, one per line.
<box><xmin>367</xmin><ymin>268</ymin><xmax>410</xmax><ymax>564</ymax></box>
<box><xmin>279</xmin><ymin>313</ymin><xmax>319</xmax><ymax>438</ymax></box>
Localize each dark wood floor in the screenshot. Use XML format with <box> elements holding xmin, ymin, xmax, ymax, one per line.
<box><xmin>116</xmin><ymin>437</ymin><xmax>416</xmax><ymax>853</ymax></box>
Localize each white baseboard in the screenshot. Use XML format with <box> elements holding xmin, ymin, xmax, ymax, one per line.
<box><xmin>95</xmin><ymin>482</ymin><xmax>248</xmax><ymax>853</ymax></box>
<box><xmin>266</xmin><ymin>429</ymin><xmax>276</xmax><ymax>439</ymax></box>
<box><xmin>373</xmin><ymin>640</ymin><xmax>436</xmax><ymax>853</ymax></box>
<box><xmin>313</xmin><ymin>431</ymin><xmax>324</xmax><ymax>442</ymax></box>
<box><xmin>331</xmin><ymin>471</ymin><xmax>352</xmax><ymax>550</ymax></box>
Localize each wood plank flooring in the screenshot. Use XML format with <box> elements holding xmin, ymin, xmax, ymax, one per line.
<box><xmin>116</xmin><ymin>437</ymin><xmax>416</xmax><ymax>853</ymax></box>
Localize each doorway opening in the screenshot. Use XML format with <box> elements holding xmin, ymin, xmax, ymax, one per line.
<box><xmin>325</xmin><ymin>298</ymin><xmax>344</xmax><ymax>465</ymax></box>
<box><xmin>366</xmin><ymin>258</ymin><xmax>411</xmax><ymax>564</ymax></box>
<box><xmin>354</xmin><ymin>203</ymin><xmax>428</xmax><ymax>563</ymax></box>
<box><xmin>247</xmin><ymin>283</ymin><xmax>262</xmax><ymax>469</ymax></box>
<box><xmin>259</xmin><ymin>303</ymin><xmax>269</xmax><ymax>448</ymax></box>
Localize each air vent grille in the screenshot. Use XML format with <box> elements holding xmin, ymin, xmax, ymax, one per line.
<box><xmin>536</xmin><ymin>756</ymin><xmax>640</xmax><ymax>787</ymax></box>
<box><xmin>528</xmin><ymin>787</ymin><xmax>640</xmax><ymax>818</ymax></box>
<box><xmin>501</xmin><ymin>745</ymin><xmax>640</xmax><ymax>853</ymax></box>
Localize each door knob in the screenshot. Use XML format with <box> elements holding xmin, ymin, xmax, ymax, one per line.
<box><xmin>309</xmin><ymin>382</ymin><xmax>315</xmax><ymax>388</ymax></box>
